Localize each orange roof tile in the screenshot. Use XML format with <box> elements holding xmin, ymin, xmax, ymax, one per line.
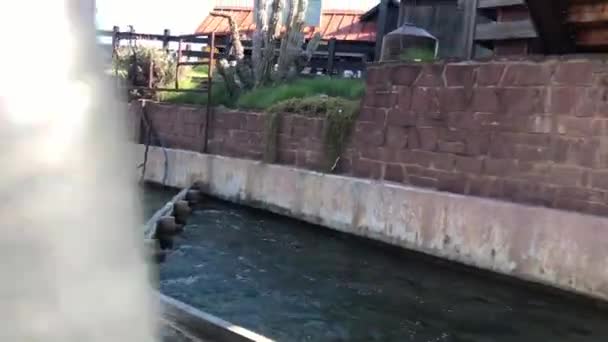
<box><xmin>195</xmin><ymin>6</ymin><xmax>377</xmax><ymax>42</ymax></box>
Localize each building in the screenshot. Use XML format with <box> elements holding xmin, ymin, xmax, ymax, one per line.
<box><xmin>194</xmin><ymin>0</ymin><xmax>399</xmax><ymax>74</ymax></box>
<box><xmin>397</xmin><ymin>0</ymin><xmax>608</xmax><ymax>59</ymax></box>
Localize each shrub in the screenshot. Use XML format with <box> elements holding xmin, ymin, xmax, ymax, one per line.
<box><xmin>113</xmin><ymin>46</ymin><xmax>176</xmax><ymax>98</ymax></box>
<box><xmin>237</xmin><ymin>77</ymin><xmax>365</xmax><ymax>110</ymax></box>
<box><xmin>267</xmin><ymin>96</ymin><xmax>360</xmax><ymax>171</ymax></box>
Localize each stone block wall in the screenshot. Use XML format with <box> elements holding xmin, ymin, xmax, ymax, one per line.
<box><xmin>359</xmin><ymin>58</ymin><xmax>608</xmax><ymax>216</ymax></box>
<box><xmin>132</xmin><ymin>103</ymin><xmax>327</xmax><ymax>171</ymax></box>
<box><xmin>131</xmin><ymin>57</ymin><xmax>608</xmax><ymax>217</ymax></box>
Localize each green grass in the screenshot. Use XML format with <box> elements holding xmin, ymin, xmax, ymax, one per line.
<box><xmin>158</xmin><ymin>82</ymin><xmax>232</xmax><ymax>106</ymax></box>
<box><xmin>157</xmin><ymin>65</ymin><xmax>232</xmax><ymax>106</ymax></box>
<box><xmin>157</xmin><ymin>76</ymin><xmax>365</xmax><ymax>110</ymax></box>
<box><xmin>236</xmin><ymin>77</ymin><xmax>365</xmax><ymax>110</ymax></box>
<box><xmin>190</xmin><ymin>65</ymin><xmax>208</xmax><ymax>78</ymax></box>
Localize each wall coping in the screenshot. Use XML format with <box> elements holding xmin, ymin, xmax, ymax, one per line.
<box><xmin>367</xmin><ymin>54</ymin><xmax>608</xmax><ymax>68</ymax></box>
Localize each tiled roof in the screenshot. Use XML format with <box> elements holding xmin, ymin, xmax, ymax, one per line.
<box><xmin>195</xmin><ymin>6</ymin><xmax>377</xmax><ymax>42</ymax></box>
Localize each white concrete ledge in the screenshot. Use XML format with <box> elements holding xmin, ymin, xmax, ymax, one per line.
<box><xmin>160</xmin><ymin>294</ymin><xmax>274</xmax><ymax>342</ymax></box>
<box><xmin>138</xmin><ymin>145</ymin><xmax>608</xmax><ymax>301</ymax></box>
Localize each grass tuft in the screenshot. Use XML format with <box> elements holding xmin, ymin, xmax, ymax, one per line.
<box><xmin>237</xmin><ymin>77</ymin><xmax>365</xmax><ymax>110</ymax></box>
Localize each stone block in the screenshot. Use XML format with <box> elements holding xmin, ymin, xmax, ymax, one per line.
<box><xmin>550</xmin><ymin>165</ymin><xmax>586</xmax><ymax>187</ymax></box>
<box><xmin>477</xmin><ymin>63</ymin><xmax>505</xmax><ymax>86</ymax></box>
<box><xmin>418</xmin><ymin>127</ymin><xmax>439</xmax><ymax>151</ymax></box>
<box><xmin>550</xmin><ymin>87</ymin><xmax>585</xmax><ymax>115</ymax></box>
<box><xmin>415</xmin><ymin>64</ymin><xmax>445</xmax><ymax>87</ymax></box>
<box><xmin>391</xmin><ymin>65</ymin><xmax>422</xmax><ymax>86</ymax></box>
<box><xmin>554</xmin><ymin>62</ymin><xmax>594</xmax><ymax>86</ymax></box>
<box><xmin>353</xmin><ymin>122</ymin><xmax>385</xmax><ymax>147</ymax></box>
<box><xmin>556</xmin><ymin>116</ymin><xmax>595</xmax><ymax>137</ymax></box>
<box><xmin>484</xmin><ymin>158</ymin><xmax>518</xmax><ymax>176</ymax></box>
<box><xmin>440</xmin><ymin>88</ymin><xmax>470</xmax><ymax>112</ymax></box>
<box><xmin>455</xmin><ymin>156</ymin><xmax>483</xmax><ymax>174</ymax></box>
<box><xmin>438</xmin><ymin>141</ymin><xmax>466</xmax><ymax>155</ymax></box>
<box><xmin>501</xmin><ymin>64</ymin><xmax>553</xmax><ymax>86</ymax></box>
<box><xmin>472</xmin><ymin>88</ymin><xmax>499</xmax><ymax>113</ymax></box>
<box><xmin>385</xmin><ymin>126</ymin><xmax>408</xmax><ymax>148</ymax></box>
<box><xmin>387</xmin><ymin>109</ymin><xmax>416</xmax><ymax>127</ymax></box>
<box><xmin>397</xmin><ymin>86</ymin><xmax>413</xmax><ymax>111</ymax></box>
<box><xmin>384</xmin><ymin>164</ymin><xmax>405</xmax><ymax>182</ymax></box>
<box><xmin>445</xmin><ymin>65</ymin><xmax>476</xmax><ymax>87</ymax></box>
<box><xmin>411</xmin><ymin>87</ymin><xmax>440</xmax><ymax>114</ymax></box>
<box><xmin>591</xmin><ymin>170</ymin><xmax>608</xmax><ymax>190</ymax></box>
<box><xmin>353</xmin><ymin>158</ymin><xmax>383</xmax><ymax>179</ymax></box>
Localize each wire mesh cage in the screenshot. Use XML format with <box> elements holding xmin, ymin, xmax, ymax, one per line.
<box><xmin>380</xmin><ymin>24</ymin><xmax>438</xmax><ymax>62</ymax></box>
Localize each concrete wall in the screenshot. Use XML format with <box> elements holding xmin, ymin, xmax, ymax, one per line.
<box><xmin>138</xmin><ymin>144</ymin><xmax>608</xmax><ymax>301</ymax></box>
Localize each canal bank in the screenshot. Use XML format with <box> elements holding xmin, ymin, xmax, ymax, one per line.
<box><xmin>138</xmin><ymin>144</ymin><xmax>608</xmax><ymax>302</ymax></box>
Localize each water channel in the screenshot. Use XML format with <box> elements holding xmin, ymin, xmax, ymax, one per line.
<box><xmin>143</xmin><ymin>185</ymin><xmax>608</xmax><ymax>342</ymax></box>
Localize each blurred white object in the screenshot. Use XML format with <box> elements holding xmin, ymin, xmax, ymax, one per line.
<box><xmin>0</xmin><ymin>1</ymin><xmax>157</xmax><ymax>341</ymax></box>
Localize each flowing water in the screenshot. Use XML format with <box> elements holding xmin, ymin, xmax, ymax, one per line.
<box><xmin>143</xmin><ymin>188</ymin><xmax>608</xmax><ymax>342</ymax></box>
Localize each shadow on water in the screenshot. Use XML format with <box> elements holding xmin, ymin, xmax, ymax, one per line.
<box><xmin>155</xmin><ymin>198</ymin><xmax>608</xmax><ymax>342</ymax></box>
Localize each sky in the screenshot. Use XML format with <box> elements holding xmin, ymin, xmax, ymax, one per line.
<box><xmin>96</xmin><ymin>0</ymin><xmax>211</xmax><ymax>34</ymax></box>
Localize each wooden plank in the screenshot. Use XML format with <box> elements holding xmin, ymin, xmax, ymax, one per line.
<box><xmin>464</xmin><ymin>0</ymin><xmax>479</xmax><ymax>59</ymax></box>
<box><xmin>478</xmin><ymin>0</ymin><xmax>524</xmax><ymax>9</ymax></box>
<box><xmin>568</xmin><ymin>3</ymin><xmax>608</xmax><ymax>24</ymax></box>
<box><xmin>475</xmin><ymin>19</ymin><xmax>537</xmax><ymax>40</ymax></box>
<box><xmin>177</xmin><ymin>61</ymin><xmax>210</xmax><ymax>66</ymax></box>
<box><xmin>577</xmin><ymin>27</ymin><xmax>608</xmax><ymax>47</ymax></box>
<box><xmin>326</xmin><ymin>38</ymin><xmax>337</xmax><ymax>75</ymax></box>
<box><xmin>374</xmin><ymin>0</ymin><xmax>390</xmax><ymax>61</ymax></box>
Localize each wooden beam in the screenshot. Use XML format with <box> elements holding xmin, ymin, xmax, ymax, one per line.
<box><xmin>524</xmin><ymin>0</ymin><xmax>576</xmax><ymax>53</ymax></box>
<box><xmin>374</xmin><ymin>0</ymin><xmax>390</xmax><ymax>61</ymax></box>
<box><xmin>576</xmin><ymin>27</ymin><xmax>608</xmax><ymax>47</ymax></box>
<box><xmin>475</xmin><ymin>19</ymin><xmax>537</xmax><ymax>41</ymax></box>
<box><xmin>568</xmin><ymin>3</ymin><xmax>608</xmax><ymax>24</ymax></box>
<box><xmin>478</xmin><ymin>0</ymin><xmax>524</xmax><ymax>9</ymax></box>
<box><xmin>464</xmin><ymin>0</ymin><xmax>479</xmax><ymax>59</ymax></box>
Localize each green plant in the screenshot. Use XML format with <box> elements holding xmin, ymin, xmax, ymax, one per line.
<box><xmin>269</xmin><ymin>96</ymin><xmax>359</xmax><ymax>171</ymax></box>
<box><xmin>113</xmin><ymin>45</ymin><xmax>176</xmax><ymax>99</ymax></box>
<box><xmin>399</xmin><ymin>47</ymin><xmax>436</xmax><ymax>62</ymax></box>
<box><xmin>158</xmin><ymin>82</ymin><xmax>233</xmax><ymax>107</ymax></box>
<box><xmin>237</xmin><ymin>77</ymin><xmax>365</xmax><ymax>110</ymax></box>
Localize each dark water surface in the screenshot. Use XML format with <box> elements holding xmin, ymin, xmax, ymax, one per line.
<box><xmin>151</xmin><ymin>197</ymin><xmax>608</xmax><ymax>341</ymax></box>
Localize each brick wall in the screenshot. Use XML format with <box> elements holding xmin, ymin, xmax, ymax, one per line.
<box><xmin>132</xmin><ymin>57</ymin><xmax>608</xmax><ymax>217</ymax></box>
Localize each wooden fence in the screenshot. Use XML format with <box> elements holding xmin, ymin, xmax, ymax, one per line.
<box><xmin>97</xmin><ymin>27</ymin><xmax>372</xmax><ymax>77</ymax></box>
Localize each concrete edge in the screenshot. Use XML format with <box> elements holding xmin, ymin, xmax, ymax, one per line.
<box><xmin>159</xmin><ymin>293</ymin><xmax>274</xmax><ymax>342</ymax></box>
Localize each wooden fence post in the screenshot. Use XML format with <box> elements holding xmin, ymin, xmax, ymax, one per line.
<box><xmin>175</xmin><ymin>39</ymin><xmax>182</xmax><ymax>89</ymax></box>
<box><xmin>148</xmin><ymin>60</ymin><xmax>154</xmax><ymax>89</ymax></box>
<box><xmin>111</xmin><ymin>25</ymin><xmax>119</xmax><ymax>56</ymax></box>
<box><xmin>163</xmin><ymin>29</ymin><xmax>171</xmax><ymax>50</ymax></box>
<box><xmin>326</xmin><ymin>38</ymin><xmax>337</xmax><ymax>76</ymax></box>
<box><xmin>203</xmin><ymin>33</ymin><xmax>216</xmax><ymax>154</ymax></box>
